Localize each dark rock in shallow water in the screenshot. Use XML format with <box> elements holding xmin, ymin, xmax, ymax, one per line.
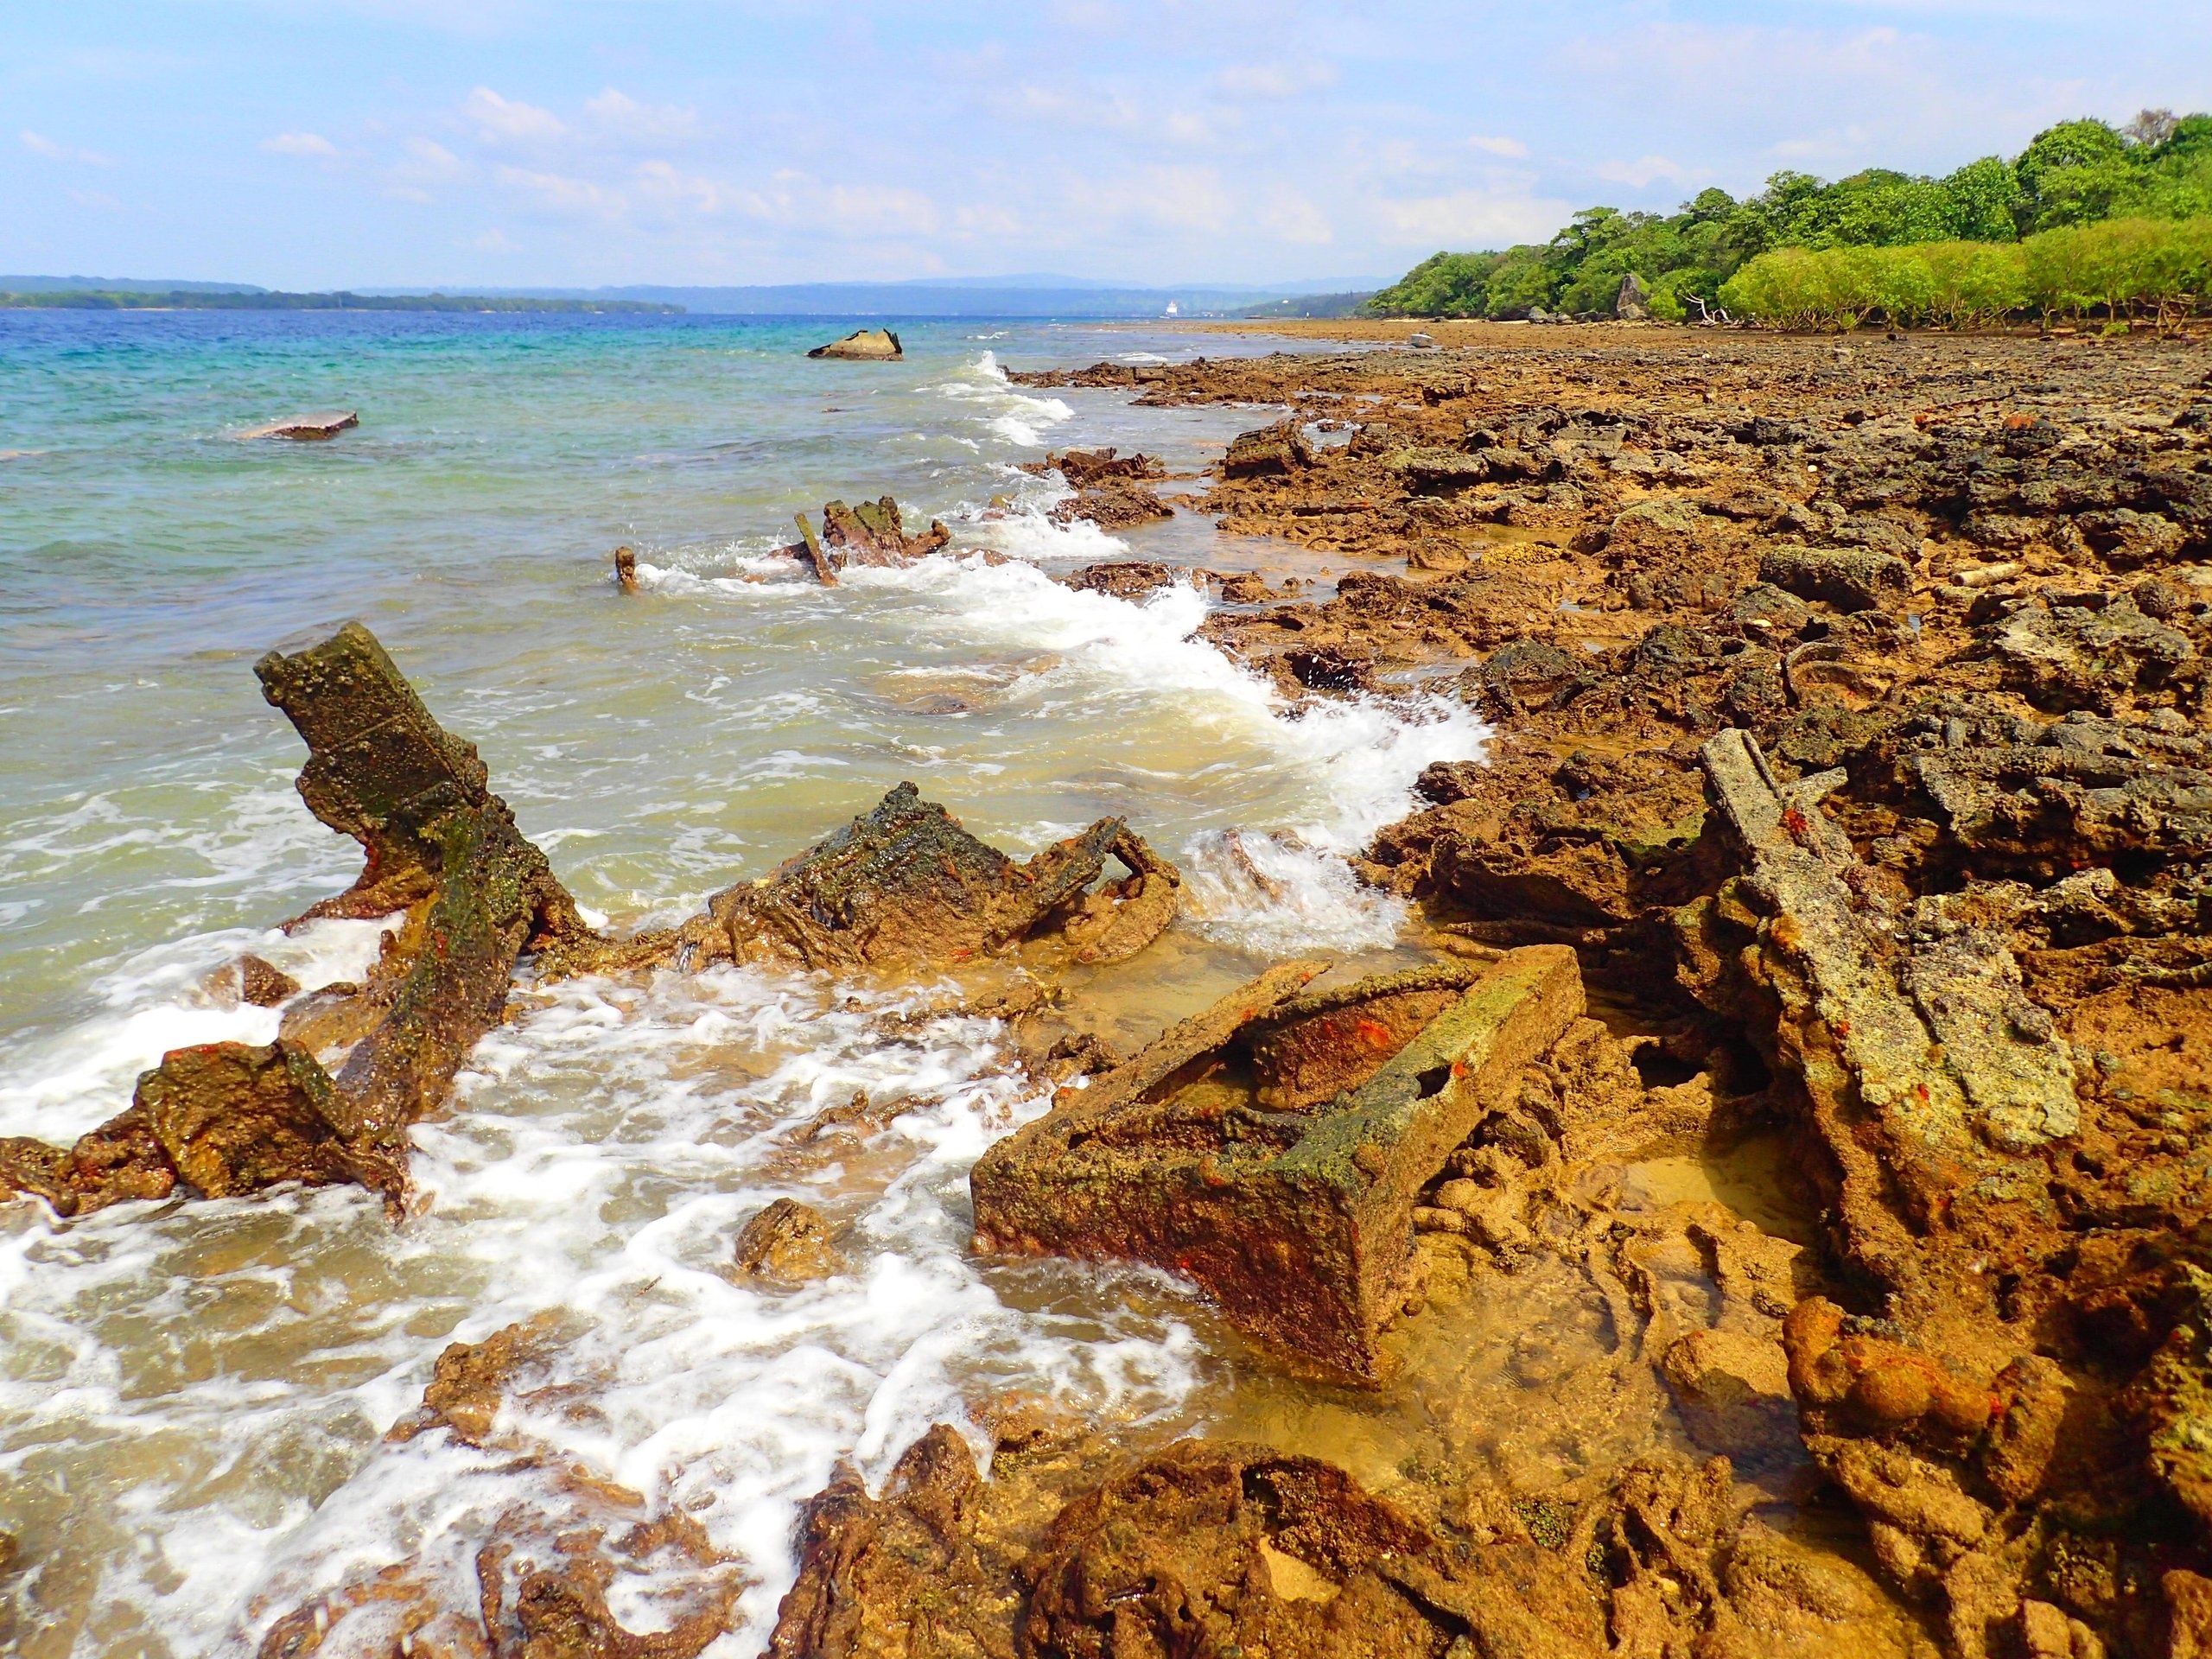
<box><xmin>781</xmin><ymin>494</ymin><xmax>950</xmax><ymax>584</ymax></box>
<box><xmin>1058</xmin><ymin>559</ymin><xmax>1185</xmax><ymax>599</ymax></box>
<box><xmin>1021</xmin><ymin>447</ymin><xmax>1166</xmax><ymax>489</ymax></box>
<box><xmin>240</xmin><ymin>410</ymin><xmax>359</xmax><ymax>441</ymax></box>
<box><xmin>1050</xmin><ymin>478</ymin><xmax>1173</xmax><ymax>530</ymax></box>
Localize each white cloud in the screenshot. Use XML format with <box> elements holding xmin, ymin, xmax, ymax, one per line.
<box><xmin>1376</xmin><ymin>189</ymin><xmax>1569</xmax><ymax>248</ymax></box>
<box><xmin>494</xmin><ymin>164</ymin><xmax>614</xmax><ymax>216</ymax></box>
<box><xmin>263</xmin><ymin>131</ymin><xmax>338</xmax><ymax>159</ymax></box>
<box><xmin>1260</xmin><ymin>188</ymin><xmax>1334</xmax><ymax>245</ymax></box>
<box><xmin>1217</xmin><ymin>60</ymin><xmax>1338</xmax><ymax>100</ymax></box>
<box><xmin>471</xmin><ymin>227</ymin><xmax>516</xmax><ymax>252</ymax></box>
<box><xmin>1049</xmin><ymin>0</ymin><xmax>1125</xmax><ymax>29</ymax></box>
<box><xmin>1070</xmin><ymin>165</ymin><xmax>1232</xmax><ymax>235</ymax></box>
<box><xmin>585</xmin><ymin>90</ymin><xmax>698</xmax><ymax>143</ymax></box>
<box><xmin>1593</xmin><ymin>154</ymin><xmax>1692</xmax><ymax>188</ymax></box>
<box><xmin>22</xmin><ymin>130</ymin><xmax>116</xmax><ymax>166</ymax></box>
<box><xmin>385</xmin><ymin>135</ymin><xmax>464</xmax><ymax>201</ymax></box>
<box><xmin>463</xmin><ymin>87</ymin><xmax>567</xmax><ymax>144</ymax></box>
<box><xmin>823</xmin><ymin>183</ymin><xmax>940</xmax><ymax>238</ymax></box>
<box><xmin>1468</xmin><ymin>135</ymin><xmax>1529</xmax><ymax>158</ymax></box>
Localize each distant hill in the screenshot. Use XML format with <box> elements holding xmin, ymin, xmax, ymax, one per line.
<box><xmin>1235</xmin><ymin>290</ymin><xmax>1377</xmax><ymax>320</ymax></box>
<box><xmin>0</xmin><ymin>274</ymin><xmax>267</xmax><ymax>295</ymax></box>
<box><xmin>0</xmin><ymin>271</ymin><xmax>1398</xmax><ymax>321</ymax></box>
<box><xmin>362</xmin><ymin>276</ymin><xmax>1400</xmax><ymax>318</ymax></box>
<box><xmin>0</xmin><ymin>289</ymin><xmax>680</xmax><ymax>314</ymax></box>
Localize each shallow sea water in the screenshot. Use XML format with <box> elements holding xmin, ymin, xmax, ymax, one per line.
<box><xmin>0</xmin><ymin>312</ymin><xmax>1501</xmax><ymax>1654</ymax></box>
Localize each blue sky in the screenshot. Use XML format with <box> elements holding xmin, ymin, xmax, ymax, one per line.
<box><xmin>6</xmin><ymin>2</ymin><xmax>2209</xmax><ymax>289</ymax></box>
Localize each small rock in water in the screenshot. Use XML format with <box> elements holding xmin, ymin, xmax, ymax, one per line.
<box><xmin>237</xmin><ymin>954</ymin><xmax>300</xmax><ymax>1007</ymax></box>
<box><xmin>734</xmin><ymin>1197</ymin><xmax>841</xmax><ymax>1282</ymax></box>
<box><xmin>240</xmin><ymin>410</ymin><xmax>359</xmax><ymax>441</ymax></box>
<box><xmin>806</xmin><ymin>327</ymin><xmax>902</xmax><ymax>360</ymax></box>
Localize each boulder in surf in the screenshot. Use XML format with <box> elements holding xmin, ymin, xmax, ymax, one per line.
<box><xmin>806</xmin><ymin>328</ymin><xmax>902</xmax><ymax>360</ymax></box>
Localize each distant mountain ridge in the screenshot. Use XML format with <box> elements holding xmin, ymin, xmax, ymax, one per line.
<box><xmin>0</xmin><ymin>273</ymin><xmax>1393</xmax><ymax>319</ymax></box>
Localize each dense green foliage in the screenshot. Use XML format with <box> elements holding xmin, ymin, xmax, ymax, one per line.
<box><xmin>1370</xmin><ymin>111</ymin><xmax>2212</xmax><ymax>322</ymax></box>
<box><xmin>1716</xmin><ymin>218</ymin><xmax>2212</xmax><ymax>330</ymax></box>
<box><xmin>0</xmin><ymin>289</ymin><xmax>682</xmax><ymax>313</ymax></box>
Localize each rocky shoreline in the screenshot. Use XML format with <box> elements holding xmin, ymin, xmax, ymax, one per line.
<box><xmin>11</xmin><ymin>320</ymin><xmax>2211</xmax><ymax>1658</ymax></box>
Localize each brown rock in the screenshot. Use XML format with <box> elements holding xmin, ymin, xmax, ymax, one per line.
<box><xmin>401</xmin><ymin>1311</ymin><xmax>566</xmax><ymax>1446</ymax></box>
<box><xmin>683</xmin><ymin>783</ymin><xmax>1180</xmax><ymax>973</ymax></box>
<box><xmin>1223</xmin><ymin>419</ymin><xmax>1315</xmax><ymax>477</ymax></box>
<box><xmin>237</xmin><ymin>954</ymin><xmax>300</xmax><ymax>1007</ymax></box>
<box><xmin>1020</xmin><ymin>1441</ymin><xmax>1604</xmax><ymax>1659</ymax></box>
<box><xmin>733</xmin><ymin>1197</ymin><xmax>841</xmax><ymax>1283</ymax></box>
<box><xmin>137</xmin><ymin>1039</ymin><xmax>402</xmax><ymax>1202</ymax></box>
<box><xmin>1758</xmin><ymin>544</ymin><xmax>1911</xmax><ymax>613</ymax></box>
<box><xmin>3</xmin><ymin>622</ymin><xmax>596</xmax><ymax>1220</ymax></box>
<box><xmin>1058</xmin><ymin>560</ymin><xmax>1185</xmax><ymax>599</ymax></box>
<box><xmin>0</xmin><ymin>1106</ymin><xmax>177</xmax><ymax>1217</ymax></box>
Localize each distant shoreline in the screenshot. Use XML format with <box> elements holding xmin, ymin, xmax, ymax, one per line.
<box><xmin>0</xmin><ymin>289</ymin><xmax>683</xmax><ymax>315</ymax></box>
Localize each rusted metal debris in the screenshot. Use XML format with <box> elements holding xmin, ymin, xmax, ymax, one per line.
<box><xmin>970</xmin><ymin>945</ymin><xmax>1585</xmax><ymax>1382</ymax></box>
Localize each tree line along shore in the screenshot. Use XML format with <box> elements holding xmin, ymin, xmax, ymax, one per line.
<box><xmin>1370</xmin><ymin>111</ymin><xmax>2212</xmax><ymax>332</ymax></box>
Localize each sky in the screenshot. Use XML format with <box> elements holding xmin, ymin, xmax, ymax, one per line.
<box><xmin>5</xmin><ymin>1</ymin><xmax>2211</xmax><ymax>290</ymax></box>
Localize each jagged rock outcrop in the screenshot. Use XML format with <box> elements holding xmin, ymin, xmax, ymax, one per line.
<box><xmin>2</xmin><ymin>621</ymin><xmax>589</xmax><ymax>1217</ymax></box>
<box><xmin>615</xmin><ymin>782</ymin><xmax>1182</xmax><ymax>976</ymax></box>
<box><xmin>785</xmin><ymin>495</ymin><xmax>953</xmax><ymax>584</ymax></box>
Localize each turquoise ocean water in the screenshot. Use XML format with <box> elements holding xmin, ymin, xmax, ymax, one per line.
<box><xmin>0</xmin><ymin>311</ymin><xmax>1481</xmax><ymax>1655</ymax></box>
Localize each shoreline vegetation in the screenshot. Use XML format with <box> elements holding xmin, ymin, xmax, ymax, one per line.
<box><xmin>1369</xmin><ymin>110</ymin><xmax>2212</xmax><ymax>332</ymax></box>
<box><xmin>0</xmin><ymin>289</ymin><xmax>683</xmax><ymax>313</ymax></box>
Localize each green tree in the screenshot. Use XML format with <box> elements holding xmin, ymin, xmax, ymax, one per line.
<box><xmin>1940</xmin><ymin>156</ymin><xmax>2024</xmax><ymax>240</ymax></box>
<box><xmin>2015</xmin><ymin>118</ymin><xmax>2133</xmax><ymax>231</ymax></box>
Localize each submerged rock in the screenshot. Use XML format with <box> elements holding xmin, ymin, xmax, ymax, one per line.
<box><xmin>240</xmin><ymin>410</ymin><xmax>358</xmax><ymax>441</ymax></box>
<box><xmin>971</xmin><ymin>948</ymin><xmax>1585</xmax><ymax>1382</ymax></box>
<box><xmin>807</xmin><ymin>327</ymin><xmax>902</xmax><ymax>360</ymax></box>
